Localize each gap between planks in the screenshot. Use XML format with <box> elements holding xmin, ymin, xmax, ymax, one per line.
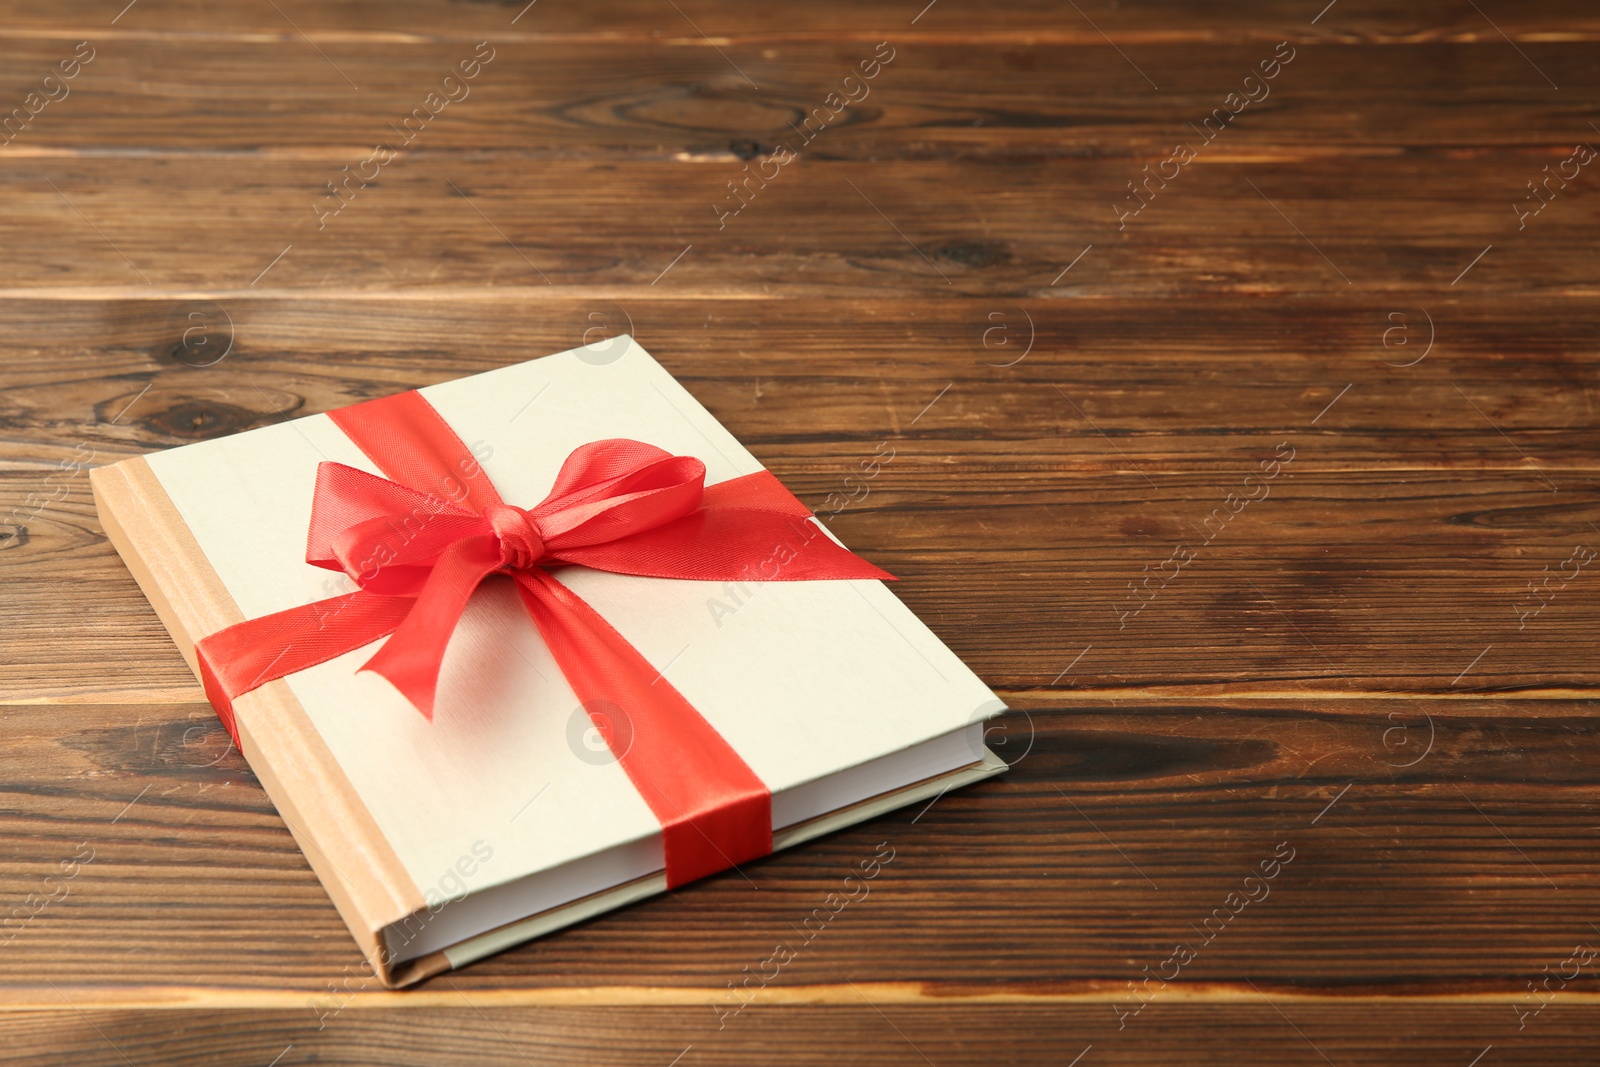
<box><xmin>4</xmin><ymin>287</ymin><xmax>1600</xmax><ymax>303</ymax></box>
<box><xmin>3</xmin><ymin>29</ymin><xmax>1597</xmax><ymax>46</ymax></box>
<box><xmin>0</xmin><ymin>146</ymin><xmax>1423</xmax><ymax>163</ymax></box>
<box><xmin>2</xmin><ymin>982</ymin><xmax>1597</xmax><ymax>1011</ymax></box>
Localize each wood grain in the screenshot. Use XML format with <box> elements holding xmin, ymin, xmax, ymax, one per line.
<box><xmin>2</xmin><ymin>0</ymin><xmax>1598</xmax><ymax>1060</ymax></box>
<box><xmin>7</xmin><ymin>1003</ymin><xmax>1600</xmax><ymax>1067</ymax></box>
<box><xmin>4</xmin><ymin>0</ymin><xmax>1599</xmax><ymax>41</ymax></box>
<box><xmin>2</xmin><ymin>697</ymin><xmax>1598</xmax><ymax>995</ymax></box>
<box><xmin>7</xmin><ymin>465</ymin><xmax>1600</xmax><ymax>699</ymax></box>
<box><xmin>0</xmin><ymin>297</ymin><xmax>1595</xmax><ymax>469</ymax></box>
<box><xmin>0</xmin><ymin>40</ymin><xmax>1595</xmax><ymax>158</ymax></box>
<box><xmin>1</xmin><ymin>157</ymin><xmax>1595</xmax><ymax>299</ymax></box>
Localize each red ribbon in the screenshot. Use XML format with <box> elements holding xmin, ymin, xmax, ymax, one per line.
<box><xmin>193</xmin><ymin>390</ymin><xmax>891</xmax><ymax>887</ymax></box>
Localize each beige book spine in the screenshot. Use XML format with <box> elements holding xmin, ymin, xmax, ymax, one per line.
<box><xmin>91</xmin><ymin>455</ymin><xmax>439</xmax><ymax>987</ymax></box>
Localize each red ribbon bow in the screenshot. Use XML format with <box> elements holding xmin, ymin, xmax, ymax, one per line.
<box><xmin>194</xmin><ymin>390</ymin><xmax>891</xmax><ymax>886</ymax></box>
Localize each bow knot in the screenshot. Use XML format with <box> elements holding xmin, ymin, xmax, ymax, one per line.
<box><xmin>484</xmin><ymin>503</ymin><xmax>545</xmax><ymax>569</ymax></box>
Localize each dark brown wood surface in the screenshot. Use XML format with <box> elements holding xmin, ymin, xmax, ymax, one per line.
<box><xmin>2</xmin><ymin>1</ymin><xmax>1598</xmax><ymax>1063</ymax></box>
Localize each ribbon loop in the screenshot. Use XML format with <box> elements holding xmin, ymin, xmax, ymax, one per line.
<box><xmin>534</xmin><ymin>449</ymin><xmax>706</xmax><ymax>548</ymax></box>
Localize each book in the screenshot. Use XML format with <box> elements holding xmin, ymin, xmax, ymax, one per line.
<box><xmin>91</xmin><ymin>335</ymin><xmax>1005</xmax><ymax>987</ymax></box>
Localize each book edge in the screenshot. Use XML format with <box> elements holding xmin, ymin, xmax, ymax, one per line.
<box><xmin>413</xmin><ymin>748</ymin><xmax>1009</xmax><ymax>988</ymax></box>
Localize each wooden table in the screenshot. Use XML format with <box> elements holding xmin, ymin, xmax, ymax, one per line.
<box><xmin>3</xmin><ymin>1</ymin><xmax>1598</xmax><ymax>1062</ymax></box>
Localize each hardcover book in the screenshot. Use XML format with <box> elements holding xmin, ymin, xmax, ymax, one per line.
<box><xmin>91</xmin><ymin>336</ymin><xmax>1005</xmax><ymax>987</ymax></box>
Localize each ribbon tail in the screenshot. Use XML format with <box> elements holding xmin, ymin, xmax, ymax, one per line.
<box><xmin>513</xmin><ymin>568</ymin><xmax>772</xmax><ymax>888</ymax></box>
<box><xmin>359</xmin><ymin>534</ymin><xmax>504</xmax><ymax>719</ymax></box>
<box><xmin>195</xmin><ymin>591</ymin><xmax>414</xmax><ymax>747</ymax></box>
<box><xmin>554</xmin><ymin>509</ymin><xmax>893</xmax><ymax>582</ymax></box>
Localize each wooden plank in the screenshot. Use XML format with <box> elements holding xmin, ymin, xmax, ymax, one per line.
<box><xmin>6</xmin><ymin>464</ymin><xmax>1599</xmax><ymax>700</ymax></box>
<box><xmin>6</xmin><ymin>1002</ymin><xmax>1599</xmax><ymax>1067</ymax></box>
<box><xmin>0</xmin><ymin>40</ymin><xmax>1595</xmax><ymax>158</ymax></box>
<box><xmin>0</xmin><ymin>297</ymin><xmax>1595</xmax><ymax>470</ymax></box>
<box><xmin>0</xmin><ymin>159</ymin><xmax>1594</xmax><ymax>296</ymax></box>
<box><xmin>1</xmin><ymin>698</ymin><xmax>1598</xmax><ymax>998</ymax></box>
<box><xmin>4</xmin><ymin>0</ymin><xmax>1599</xmax><ymax>41</ymax></box>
